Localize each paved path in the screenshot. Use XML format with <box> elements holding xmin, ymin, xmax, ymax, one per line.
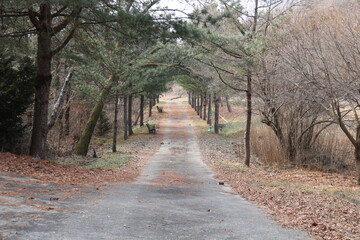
<box><xmin>12</xmin><ymin>101</ymin><xmax>311</xmax><ymax>240</ymax></box>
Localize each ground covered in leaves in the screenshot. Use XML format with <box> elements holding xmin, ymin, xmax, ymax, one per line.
<box><xmin>0</xmin><ymin>115</ymin><xmax>164</xmax><ymax>239</ymax></box>
<box><xmin>186</xmin><ymin>102</ymin><xmax>360</xmax><ymax>240</ymax></box>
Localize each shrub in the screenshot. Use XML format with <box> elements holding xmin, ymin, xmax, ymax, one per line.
<box><xmin>96</xmin><ymin>111</ymin><xmax>111</xmax><ymax>136</ymax></box>
<box><xmin>0</xmin><ymin>54</ymin><xmax>35</xmax><ymax>152</ymax></box>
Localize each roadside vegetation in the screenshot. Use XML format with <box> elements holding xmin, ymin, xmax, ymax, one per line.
<box><xmin>0</xmin><ymin>0</ymin><xmax>359</xmax><ymax>239</ymax></box>
<box><xmin>187</xmin><ymin>100</ymin><xmax>360</xmax><ymax>240</ymax></box>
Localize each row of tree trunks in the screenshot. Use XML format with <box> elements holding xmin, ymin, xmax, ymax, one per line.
<box><xmin>112</xmin><ymin>94</ymin><xmax>148</xmax><ymax>153</ymax></box>
<box><xmin>188</xmin><ymin>91</ymin><xmax>220</xmax><ymax>128</ymax></box>
<box><xmin>188</xmin><ymin>91</ymin><xmax>220</xmax><ymax>133</ymax></box>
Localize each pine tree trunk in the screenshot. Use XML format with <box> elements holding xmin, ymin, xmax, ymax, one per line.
<box><xmin>140</xmin><ymin>95</ymin><xmax>144</xmax><ymax>126</ymax></box>
<box><xmin>148</xmin><ymin>98</ymin><xmax>152</xmax><ymax>117</ymax></box>
<box><xmin>128</xmin><ymin>94</ymin><xmax>133</xmax><ymax>136</ymax></box>
<box><xmin>199</xmin><ymin>92</ymin><xmax>203</xmax><ymax>119</ymax></box>
<box><xmin>197</xmin><ymin>94</ymin><xmax>200</xmax><ymax>115</ymax></box>
<box><xmin>207</xmin><ymin>93</ymin><xmax>212</xmax><ymax>126</ymax></box>
<box><xmin>214</xmin><ymin>93</ymin><xmax>219</xmax><ymax>134</ymax></box>
<box><xmin>75</xmin><ymin>74</ymin><xmax>115</xmax><ymax>156</ymax></box>
<box><xmin>226</xmin><ymin>96</ymin><xmax>232</xmax><ymax>113</ymax></box>
<box><xmin>28</xmin><ymin>4</ymin><xmax>81</xmax><ymax>158</ymax></box>
<box><xmin>123</xmin><ymin>95</ymin><xmax>128</xmax><ymax>140</ymax></box>
<box><xmin>220</xmin><ymin>96</ymin><xmax>224</xmax><ymax>107</ymax></box>
<box><xmin>203</xmin><ymin>92</ymin><xmax>207</xmax><ymax>121</ymax></box>
<box><xmin>194</xmin><ymin>94</ymin><xmax>197</xmax><ymax>112</ymax></box>
<box><xmin>112</xmin><ymin>93</ymin><xmax>119</xmax><ymax>152</ymax></box>
<box><xmin>188</xmin><ymin>91</ymin><xmax>191</xmax><ymax>105</ymax></box>
<box><xmin>30</xmin><ymin>8</ymin><xmax>52</xmax><ymax>158</ymax></box>
<box><xmin>245</xmin><ymin>72</ymin><xmax>252</xmax><ymax>167</ymax></box>
<box><xmin>133</xmin><ymin>111</ymin><xmax>140</xmax><ymax>126</ymax></box>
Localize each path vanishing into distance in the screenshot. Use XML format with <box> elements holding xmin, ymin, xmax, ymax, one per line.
<box><xmin>11</xmin><ymin>99</ymin><xmax>311</xmax><ymax>240</ymax></box>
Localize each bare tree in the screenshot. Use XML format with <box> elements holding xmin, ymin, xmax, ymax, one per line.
<box><xmin>279</xmin><ymin>2</ymin><xmax>360</xmax><ymax>183</ymax></box>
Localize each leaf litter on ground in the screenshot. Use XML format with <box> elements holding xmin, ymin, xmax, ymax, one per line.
<box><xmin>186</xmin><ymin>102</ymin><xmax>360</xmax><ymax>240</ymax></box>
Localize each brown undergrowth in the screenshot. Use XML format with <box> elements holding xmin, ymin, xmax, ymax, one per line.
<box><xmin>185</xmin><ymin>101</ymin><xmax>360</xmax><ymax>240</ymax></box>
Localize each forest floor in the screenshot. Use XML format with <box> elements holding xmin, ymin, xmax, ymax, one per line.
<box><xmin>186</xmin><ymin>100</ymin><xmax>360</xmax><ymax>240</ymax></box>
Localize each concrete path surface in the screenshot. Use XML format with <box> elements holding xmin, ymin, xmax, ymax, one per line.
<box><xmin>11</xmin><ymin>100</ymin><xmax>311</xmax><ymax>240</ymax></box>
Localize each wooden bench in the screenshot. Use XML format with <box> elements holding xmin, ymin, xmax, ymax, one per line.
<box><xmin>156</xmin><ymin>106</ymin><xmax>163</xmax><ymax>113</ymax></box>
<box><xmin>146</xmin><ymin>123</ymin><xmax>156</xmax><ymax>134</ymax></box>
<box><xmin>217</xmin><ymin>123</ymin><xmax>226</xmax><ymax>131</ymax></box>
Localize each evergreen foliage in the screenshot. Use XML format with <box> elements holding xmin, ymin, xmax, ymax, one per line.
<box><xmin>0</xmin><ymin>54</ymin><xmax>35</xmax><ymax>152</ymax></box>
<box><xmin>96</xmin><ymin>111</ymin><xmax>112</xmax><ymax>136</ymax></box>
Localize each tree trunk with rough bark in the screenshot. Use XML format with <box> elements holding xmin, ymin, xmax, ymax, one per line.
<box><xmin>29</xmin><ymin>4</ymin><xmax>81</xmax><ymax>158</ymax></box>
<box><xmin>225</xmin><ymin>96</ymin><xmax>232</xmax><ymax>113</ymax></box>
<box><xmin>207</xmin><ymin>93</ymin><xmax>212</xmax><ymax>126</ymax></box>
<box><xmin>123</xmin><ymin>95</ymin><xmax>128</xmax><ymax>140</ymax></box>
<box><xmin>30</xmin><ymin>5</ymin><xmax>53</xmax><ymax>158</ymax></box>
<box><xmin>219</xmin><ymin>96</ymin><xmax>223</xmax><ymax>107</ymax></box>
<box><xmin>195</xmin><ymin>94</ymin><xmax>198</xmax><ymax>113</ymax></box>
<box><xmin>75</xmin><ymin>74</ymin><xmax>115</xmax><ymax>156</ymax></box>
<box><xmin>140</xmin><ymin>95</ymin><xmax>144</xmax><ymax>126</ymax></box>
<box><xmin>245</xmin><ymin>72</ymin><xmax>252</xmax><ymax>166</ymax></box>
<box><xmin>197</xmin><ymin>94</ymin><xmax>200</xmax><ymax>116</ymax></box>
<box><xmin>128</xmin><ymin>94</ymin><xmax>133</xmax><ymax>136</ymax></box>
<box><xmin>214</xmin><ymin>93</ymin><xmax>219</xmax><ymax>134</ymax></box>
<box><xmin>199</xmin><ymin>92</ymin><xmax>203</xmax><ymax>119</ymax></box>
<box><xmin>112</xmin><ymin>93</ymin><xmax>119</xmax><ymax>152</ymax></box>
<box><xmin>203</xmin><ymin>92</ymin><xmax>207</xmax><ymax>121</ymax></box>
<box><xmin>148</xmin><ymin>98</ymin><xmax>152</xmax><ymax>117</ymax></box>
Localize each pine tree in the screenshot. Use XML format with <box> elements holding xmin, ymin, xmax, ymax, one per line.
<box><xmin>96</xmin><ymin>111</ymin><xmax>112</xmax><ymax>137</ymax></box>
<box><xmin>0</xmin><ymin>54</ymin><xmax>35</xmax><ymax>152</ymax></box>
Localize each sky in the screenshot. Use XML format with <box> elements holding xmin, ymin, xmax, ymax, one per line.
<box><xmin>156</xmin><ymin>0</ymin><xmax>255</xmax><ymax>16</ymax></box>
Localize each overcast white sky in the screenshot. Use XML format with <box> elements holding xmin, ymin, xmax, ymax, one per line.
<box><xmin>156</xmin><ymin>0</ymin><xmax>254</xmax><ymax>16</ymax></box>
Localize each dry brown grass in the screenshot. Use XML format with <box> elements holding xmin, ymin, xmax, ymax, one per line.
<box><xmin>251</xmin><ymin>125</ymin><xmax>355</xmax><ymax>174</ymax></box>
<box><xmin>251</xmin><ymin>126</ymin><xmax>287</xmax><ymax>166</ymax></box>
